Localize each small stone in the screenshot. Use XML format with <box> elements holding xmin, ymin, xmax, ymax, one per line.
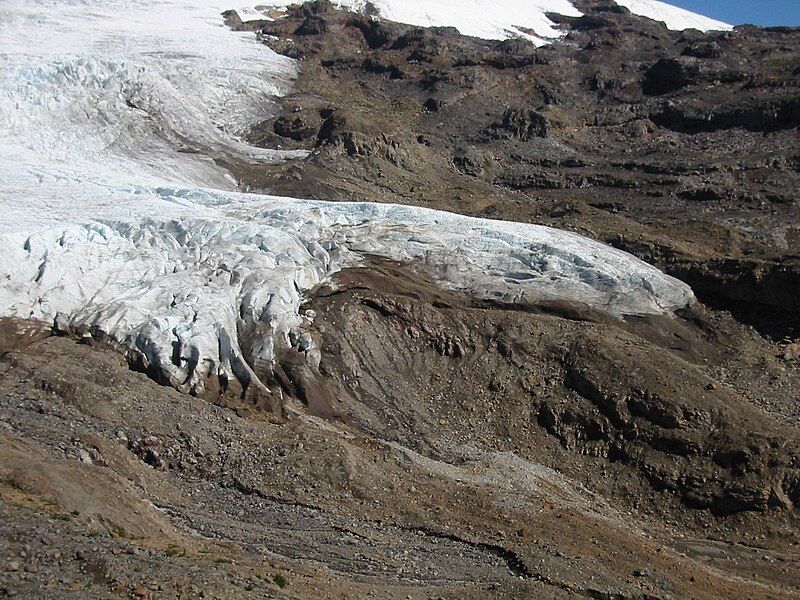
<box><xmin>633</xmin><ymin>568</ymin><xmax>649</xmax><ymax>577</ymax></box>
<box><xmin>7</xmin><ymin>561</ymin><xmax>20</xmax><ymax>572</ymax></box>
<box><xmin>782</xmin><ymin>343</ymin><xmax>800</xmax><ymax>360</ymax></box>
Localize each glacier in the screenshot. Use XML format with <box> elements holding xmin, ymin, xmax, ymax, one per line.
<box><xmin>0</xmin><ymin>0</ymin><xmax>695</xmax><ymax>399</ymax></box>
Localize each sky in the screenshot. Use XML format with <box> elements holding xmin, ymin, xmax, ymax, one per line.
<box><xmin>669</xmin><ymin>0</ymin><xmax>800</xmax><ymax>26</ymax></box>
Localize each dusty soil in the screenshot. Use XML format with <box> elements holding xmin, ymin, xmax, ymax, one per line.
<box><xmin>2</xmin><ymin>1</ymin><xmax>800</xmax><ymax>598</ymax></box>
<box><xmin>1</xmin><ymin>259</ymin><xmax>799</xmax><ymax>598</ymax></box>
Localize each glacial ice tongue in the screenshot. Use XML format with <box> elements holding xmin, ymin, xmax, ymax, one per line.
<box><xmin>0</xmin><ymin>0</ymin><xmax>695</xmax><ymax>399</ymax></box>
<box><xmin>2</xmin><ymin>187</ymin><xmax>695</xmax><ymax>396</ymax></box>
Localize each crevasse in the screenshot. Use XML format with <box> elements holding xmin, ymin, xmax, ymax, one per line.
<box><xmin>0</xmin><ymin>0</ymin><xmax>695</xmax><ymax>398</ymax></box>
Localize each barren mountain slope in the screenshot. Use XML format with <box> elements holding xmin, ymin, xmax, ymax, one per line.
<box><xmin>1</xmin><ymin>1</ymin><xmax>799</xmax><ymax>599</ymax></box>
<box><xmin>243</xmin><ymin>0</ymin><xmax>800</xmax><ymax>340</ymax></box>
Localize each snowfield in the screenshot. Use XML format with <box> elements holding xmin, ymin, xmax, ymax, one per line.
<box><xmin>1</xmin><ymin>0</ymin><xmax>696</xmax><ymax>396</ymax></box>
<box><xmin>253</xmin><ymin>0</ymin><xmax>584</xmax><ymax>44</ymax></box>
<box><xmin>256</xmin><ymin>0</ymin><xmax>731</xmax><ymax>42</ymax></box>
<box><xmin>612</xmin><ymin>0</ymin><xmax>732</xmax><ymax>33</ymax></box>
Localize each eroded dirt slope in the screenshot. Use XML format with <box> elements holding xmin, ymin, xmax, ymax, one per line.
<box><xmin>1</xmin><ymin>264</ymin><xmax>799</xmax><ymax>599</ymax></box>
<box><xmin>2</xmin><ymin>1</ymin><xmax>800</xmax><ymax>598</ymax></box>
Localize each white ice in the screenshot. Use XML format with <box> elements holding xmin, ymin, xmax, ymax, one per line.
<box><xmin>257</xmin><ymin>0</ymin><xmax>730</xmax><ymax>44</ymax></box>
<box><xmin>612</xmin><ymin>0</ymin><xmax>732</xmax><ymax>32</ymax></box>
<box><xmin>255</xmin><ymin>0</ymin><xmax>583</xmax><ymax>45</ymax></box>
<box><xmin>1</xmin><ymin>0</ymin><xmax>694</xmax><ymax>398</ymax></box>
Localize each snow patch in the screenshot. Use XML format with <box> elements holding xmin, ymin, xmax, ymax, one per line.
<box><xmin>612</xmin><ymin>0</ymin><xmax>732</xmax><ymax>32</ymax></box>
<box><xmin>232</xmin><ymin>6</ymin><xmax>273</xmax><ymax>23</ymax></box>
<box><xmin>258</xmin><ymin>0</ymin><xmax>583</xmax><ymax>44</ymax></box>
<box><xmin>258</xmin><ymin>0</ymin><xmax>731</xmax><ymax>43</ymax></box>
